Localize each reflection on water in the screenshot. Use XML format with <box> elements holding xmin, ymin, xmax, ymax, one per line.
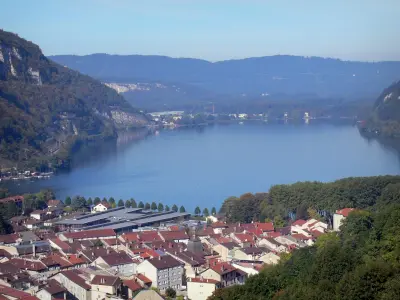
<box><xmin>70</xmin><ymin>128</ymin><xmax>151</xmax><ymax>169</ymax></box>
<box><xmin>2</xmin><ymin>122</ymin><xmax>400</xmax><ymax>211</ymax></box>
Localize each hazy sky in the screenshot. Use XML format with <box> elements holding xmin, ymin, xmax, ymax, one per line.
<box><xmin>2</xmin><ymin>0</ymin><xmax>400</xmax><ymax>61</ymax></box>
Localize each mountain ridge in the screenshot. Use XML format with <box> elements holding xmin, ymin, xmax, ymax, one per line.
<box><xmin>50</xmin><ymin>53</ymin><xmax>400</xmax><ymax>100</ymax></box>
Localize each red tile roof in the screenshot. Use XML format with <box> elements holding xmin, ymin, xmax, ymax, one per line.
<box><xmin>123</xmin><ymin>280</ymin><xmax>143</xmax><ymax>292</ymax></box>
<box><xmin>60</xmin><ymin>270</ymin><xmax>90</xmax><ymax>289</ymax></box>
<box><xmin>266</xmin><ymin>231</ymin><xmax>282</xmax><ymax>238</ymax></box>
<box><xmin>292</xmin><ymin>219</ymin><xmax>307</xmax><ymax>226</ymax></box>
<box><xmin>255</xmin><ymin>222</ymin><xmax>274</xmax><ymax>232</ymax></box>
<box><xmin>67</xmin><ymin>254</ymin><xmax>86</xmax><ymax>266</ymax></box>
<box><xmin>233</xmin><ymin>233</ymin><xmax>254</xmax><ymax>243</ymax></box>
<box><xmin>210</xmin><ymin>222</ymin><xmax>228</xmax><ymax>228</ymax></box>
<box><xmin>100</xmin><ymin>252</ymin><xmax>134</xmax><ymax>266</ymax></box>
<box><xmin>0</xmin><ymin>284</ymin><xmax>31</xmax><ymax>298</ymax></box>
<box><xmin>336</xmin><ymin>208</ymin><xmax>355</xmax><ymax>217</ymax></box>
<box><xmin>190</xmin><ymin>278</ymin><xmax>219</xmax><ymax>284</ymax></box>
<box><xmin>8</xmin><ymin>258</ymin><xmax>47</xmax><ymax>271</ymax></box>
<box><xmin>210</xmin><ymin>262</ymin><xmax>237</xmax><ymax>275</ymax></box>
<box><xmin>0</xmin><ymin>233</ymin><xmax>20</xmax><ymax>244</ymax></box>
<box><xmin>136</xmin><ymin>274</ymin><xmax>152</xmax><ymax>284</ymax></box>
<box><xmin>0</xmin><ymin>196</ymin><xmax>24</xmax><ymax>204</ymax></box>
<box><xmin>49</xmin><ymin>238</ymin><xmax>71</xmax><ymax>251</ymax></box>
<box><xmin>91</xmin><ymin>275</ymin><xmax>121</xmax><ymax>286</ymax></box>
<box><xmin>292</xmin><ymin>234</ymin><xmax>312</xmax><ymax>240</ymax></box>
<box><xmin>120</xmin><ymin>232</ymin><xmax>140</xmax><ymax>243</ymax></box>
<box><xmin>159</xmin><ymin>231</ymin><xmax>189</xmax><ymax>242</ymax></box>
<box><xmin>102</xmin><ymin>238</ymin><xmax>120</xmax><ymax>246</ymax></box>
<box><xmin>140</xmin><ymin>231</ymin><xmax>162</xmax><ymax>242</ymax></box>
<box><xmin>62</xmin><ymin>229</ymin><xmax>116</xmax><ymax>240</ymax></box>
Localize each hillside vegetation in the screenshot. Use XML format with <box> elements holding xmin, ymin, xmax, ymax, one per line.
<box><xmin>210</xmin><ymin>205</ymin><xmax>400</xmax><ymax>300</ymax></box>
<box><xmin>220</xmin><ymin>175</ymin><xmax>400</xmax><ymax>225</ymax></box>
<box><xmin>0</xmin><ymin>30</ymin><xmax>148</xmax><ymax>169</ymax></box>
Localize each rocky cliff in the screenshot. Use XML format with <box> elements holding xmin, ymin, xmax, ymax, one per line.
<box><xmin>0</xmin><ymin>30</ymin><xmax>148</xmax><ymax>168</ymax></box>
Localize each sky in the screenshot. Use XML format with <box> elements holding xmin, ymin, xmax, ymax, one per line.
<box><xmin>2</xmin><ymin>0</ymin><xmax>400</xmax><ymax>61</ymax></box>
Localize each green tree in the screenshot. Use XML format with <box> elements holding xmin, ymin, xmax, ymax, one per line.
<box><xmin>111</xmin><ymin>202</ymin><xmax>116</xmax><ymax>208</ymax></box>
<box><xmin>158</xmin><ymin>203</ymin><xmax>164</xmax><ymax>212</ymax></box>
<box><xmin>203</xmin><ymin>208</ymin><xmax>209</xmax><ymax>217</ymax></box>
<box><xmin>36</xmin><ymin>189</ymin><xmax>55</xmax><ymax>202</ymax></box>
<box><xmin>131</xmin><ymin>198</ymin><xmax>137</xmax><ymax>208</ymax></box>
<box><xmin>102</xmin><ymin>197</ymin><xmax>108</xmax><ymax>203</ymax></box>
<box><xmin>151</xmin><ymin>202</ymin><xmax>157</xmax><ymax>211</ymax></box>
<box><xmin>165</xmin><ymin>287</ymin><xmax>176</xmax><ymax>298</ymax></box>
<box><xmin>118</xmin><ymin>199</ymin><xmax>124</xmax><ymax>207</ymax></box>
<box><xmin>165</xmin><ymin>205</ymin><xmax>170</xmax><ymax>212</ymax></box>
<box><xmin>194</xmin><ymin>206</ymin><xmax>201</xmax><ymax>215</ymax></box>
<box><xmin>65</xmin><ymin>196</ymin><xmax>72</xmax><ymax>206</ymax></box>
<box><xmin>71</xmin><ymin>196</ymin><xmax>86</xmax><ymax>210</ymax></box>
<box><xmin>273</xmin><ymin>215</ymin><xmax>285</xmax><ymax>228</ymax></box>
<box><xmin>94</xmin><ymin>197</ymin><xmax>101</xmax><ymax>205</ymax></box>
<box><xmin>172</xmin><ymin>204</ymin><xmax>178</xmax><ymax>212</ymax></box>
<box><xmin>211</xmin><ymin>207</ymin><xmax>217</xmax><ymax>215</ymax></box>
<box><xmin>138</xmin><ymin>201</ymin><xmax>144</xmax><ymax>208</ymax></box>
<box><xmin>87</xmin><ymin>197</ymin><xmax>93</xmax><ymax>206</ymax></box>
<box><xmin>145</xmin><ymin>202</ymin><xmax>151</xmax><ymax>210</ymax></box>
<box><xmin>109</xmin><ymin>197</ymin><xmax>115</xmax><ymax>204</ymax></box>
<box><xmin>125</xmin><ymin>199</ymin><xmax>132</xmax><ymax>208</ymax></box>
<box><xmin>180</xmin><ymin>206</ymin><xmax>186</xmax><ymax>213</ymax></box>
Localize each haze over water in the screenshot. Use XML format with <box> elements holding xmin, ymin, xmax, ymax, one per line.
<box><xmin>5</xmin><ymin>123</ymin><xmax>400</xmax><ymax>211</ymax></box>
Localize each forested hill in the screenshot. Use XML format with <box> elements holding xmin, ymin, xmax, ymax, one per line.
<box><xmin>366</xmin><ymin>80</ymin><xmax>400</xmax><ymax>137</ymax></box>
<box><xmin>50</xmin><ymin>53</ymin><xmax>400</xmax><ymax>99</ymax></box>
<box><xmin>0</xmin><ymin>30</ymin><xmax>148</xmax><ymax>169</ymax></box>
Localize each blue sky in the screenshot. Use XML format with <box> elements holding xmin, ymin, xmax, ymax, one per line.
<box><xmin>2</xmin><ymin>0</ymin><xmax>400</xmax><ymax>61</ymax></box>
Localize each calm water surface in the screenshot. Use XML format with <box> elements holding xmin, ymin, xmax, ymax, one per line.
<box><xmin>5</xmin><ymin>123</ymin><xmax>400</xmax><ymax>211</ymax></box>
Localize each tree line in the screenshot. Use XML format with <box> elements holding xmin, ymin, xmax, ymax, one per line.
<box><xmin>210</xmin><ymin>203</ymin><xmax>400</xmax><ymax>299</ymax></box>
<box><xmin>219</xmin><ymin>175</ymin><xmax>400</xmax><ymax>226</ymax></box>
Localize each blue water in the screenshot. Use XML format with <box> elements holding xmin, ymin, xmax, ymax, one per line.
<box><xmin>5</xmin><ymin>123</ymin><xmax>400</xmax><ymax>211</ymax></box>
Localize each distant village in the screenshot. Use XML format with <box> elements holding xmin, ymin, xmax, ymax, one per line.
<box><xmin>0</xmin><ymin>195</ymin><xmax>354</xmax><ymax>300</ymax></box>
<box><xmin>147</xmin><ymin>111</ymin><xmax>313</xmax><ymax>128</ymax></box>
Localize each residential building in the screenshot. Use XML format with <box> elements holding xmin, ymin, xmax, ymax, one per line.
<box><xmin>30</xmin><ymin>210</ymin><xmax>46</xmax><ymax>221</ymax></box>
<box><xmin>333</xmin><ymin>208</ymin><xmax>355</xmax><ymax>231</ymax></box>
<box><xmin>36</xmin><ymin>279</ymin><xmax>67</xmax><ymax>300</ymax></box>
<box><xmin>136</xmin><ymin>255</ymin><xmax>183</xmax><ymax>291</ymax></box>
<box><xmin>91</xmin><ymin>202</ymin><xmax>111</xmax><ymax>213</ymax></box>
<box><xmin>212</xmin><ymin>242</ymin><xmax>239</xmax><ymax>261</ymax></box>
<box><xmin>122</xmin><ymin>280</ymin><xmax>142</xmax><ymax>299</ymax></box>
<box><xmin>200</xmin><ymin>261</ymin><xmax>246</xmax><ymax>288</ymax></box>
<box><xmin>91</xmin><ymin>252</ymin><xmax>136</xmax><ymax>276</ymax></box>
<box><xmin>90</xmin><ymin>275</ymin><xmax>121</xmax><ymax>300</ymax></box>
<box><xmin>57</xmin><ymin>270</ymin><xmax>91</xmax><ymax>300</ymax></box>
<box><xmin>230</xmin><ymin>247</ymin><xmax>264</xmax><ymax>261</ymax></box>
<box><xmin>187</xmin><ymin>277</ymin><xmax>221</xmax><ymax>300</ymax></box>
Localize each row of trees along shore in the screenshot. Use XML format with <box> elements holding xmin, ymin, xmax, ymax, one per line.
<box><xmin>64</xmin><ymin>196</ymin><xmax>217</xmax><ymax>216</ymax></box>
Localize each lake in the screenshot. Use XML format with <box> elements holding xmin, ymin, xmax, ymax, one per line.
<box><xmin>4</xmin><ymin>122</ymin><xmax>400</xmax><ymax>211</ymax></box>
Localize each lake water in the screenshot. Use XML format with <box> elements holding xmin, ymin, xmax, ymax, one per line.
<box><xmin>4</xmin><ymin>122</ymin><xmax>400</xmax><ymax>211</ymax></box>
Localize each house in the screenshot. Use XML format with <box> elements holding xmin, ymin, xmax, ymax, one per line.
<box><xmin>24</xmin><ymin>219</ymin><xmax>43</xmax><ymax>230</ymax></box>
<box><xmin>230</xmin><ymin>247</ymin><xmax>264</xmax><ymax>261</ymax></box>
<box><xmin>167</xmin><ymin>250</ymin><xmax>206</xmax><ymax>278</ymax></box>
<box><xmin>257</xmin><ymin>238</ymin><xmax>287</xmax><ymax>253</ymax></box>
<box><xmin>7</xmin><ymin>258</ymin><xmax>47</xmax><ymax>275</ymax></box>
<box><xmin>212</xmin><ymin>242</ymin><xmax>240</xmax><ymax>262</ymax></box>
<box><xmin>333</xmin><ymin>208</ymin><xmax>355</xmax><ymax>231</ymax></box>
<box><xmin>136</xmin><ymin>255</ymin><xmax>184</xmax><ymax>291</ymax></box>
<box><xmin>199</xmin><ymin>261</ymin><xmax>246</xmax><ymax>288</ymax></box>
<box><xmin>56</xmin><ymin>270</ymin><xmax>91</xmax><ymax>300</ymax></box>
<box><xmin>91</xmin><ymin>275</ymin><xmax>122</xmax><ymax>300</ymax></box>
<box><xmin>91</xmin><ymin>252</ymin><xmax>136</xmax><ymax>276</ymax></box>
<box><xmin>122</xmin><ymin>279</ymin><xmax>143</xmax><ymax>299</ymax></box>
<box><xmin>91</xmin><ymin>202</ymin><xmax>111</xmax><ymax>213</ymax></box>
<box><xmin>59</xmin><ymin>229</ymin><xmax>116</xmax><ymax>242</ymax></box>
<box><xmin>159</xmin><ymin>231</ymin><xmax>189</xmax><ymax>244</ymax></box>
<box><xmin>0</xmin><ymin>233</ymin><xmax>22</xmax><ymax>246</ymax></box>
<box><xmin>47</xmin><ymin>200</ymin><xmax>64</xmax><ymax>208</ymax></box>
<box><xmin>210</xmin><ymin>222</ymin><xmax>228</xmax><ymax>234</ymax></box>
<box><xmin>231</xmin><ymin>261</ymin><xmax>264</xmax><ymax>276</ymax></box>
<box><xmin>30</xmin><ymin>210</ymin><xmax>46</xmax><ymax>220</ymax></box>
<box><xmin>259</xmin><ymin>252</ymin><xmax>280</xmax><ymax>265</ymax></box>
<box><xmin>187</xmin><ymin>277</ymin><xmax>221</xmax><ymax>300</ymax></box>
<box><xmin>230</xmin><ymin>233</ymin><xmax>254</xmax><ymax>248</ymax></box>
<box><xmin>0</xmin><ymin>284</ymin><xmax>40</xmax><ymax>300</ymax></box>
<box><xmin>36</xmin><ymin>279</ymin><xmax>67</xmax><ymax>300</ymax></box>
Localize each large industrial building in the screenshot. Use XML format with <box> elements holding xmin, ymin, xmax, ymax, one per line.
<box><xmin>56</xmin><ymin>207</ymin><xmax>190</xmax><ymax>234</ymax></box>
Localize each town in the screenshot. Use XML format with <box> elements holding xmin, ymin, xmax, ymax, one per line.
<box><xmin>0</xmin><ymin>194</ymin><xmax>353</xmax><ymax>300</ymax></box>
